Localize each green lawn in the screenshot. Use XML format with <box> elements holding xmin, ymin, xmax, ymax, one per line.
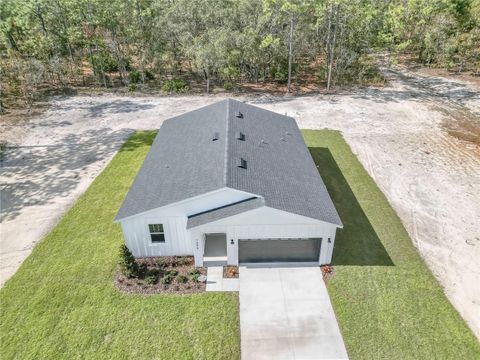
<box><xmin>1</xmin><ymin>130</ymin><xmax>478</xmax><ymax>360</ymax></box>
<box><xmin>304</xmin><ymin>130</ymin><xmax>480</xmax><ymax>359</ymax></box>
<box><xmin>0</xmin><ymin>132</ymin><xmax>240</xmax><ymax>360</ymax></box>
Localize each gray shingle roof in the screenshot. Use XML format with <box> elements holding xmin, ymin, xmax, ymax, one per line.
<box><xmin>187</xmin><ymin>197</ymin><xmax>264</xmax><ymax>229</ymax></box>
<box><xmin>115</xmin><ymin>99</ymin><xmax>342</xmax><ymax>227</ymax></box>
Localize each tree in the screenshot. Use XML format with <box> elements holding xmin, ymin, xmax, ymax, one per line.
<box><xmin>119</xmin><ymin>244</ymin><xmax>139</xmax><ymax>278</ymax></box>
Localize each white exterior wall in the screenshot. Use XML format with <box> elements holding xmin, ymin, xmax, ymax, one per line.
<box><xmin>189</xmin><ymin>207</ymin><xmax>340</xmax><ymax>266</ymax></box>
<box><xmin>118</xmin><ymin>188</ymin><xmax>254</xmax><ymax>257</ymax></box>
<box><xmin>121</xmin><ymin>216</ymin><xmax>191</xmax><ymax>257</ymax></box>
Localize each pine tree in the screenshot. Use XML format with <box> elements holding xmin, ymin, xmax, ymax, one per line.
<box><xmin>119</xmin><ymin>244</ymin><xmax>139</xmax><ymax>278</ymax></box>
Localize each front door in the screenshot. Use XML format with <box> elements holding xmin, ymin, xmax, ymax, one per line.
<box><xmin>204</xmin><ymin>233</ymin><xmax>227</xmax><ymax>259</ymax></box>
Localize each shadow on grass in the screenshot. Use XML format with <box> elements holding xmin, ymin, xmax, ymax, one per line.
<box><xmin>119</xmin><ymin>131</ymin><xmax>157</xmax><ymax>152</ymax></box>
<box><xmin>309</xmin><ymin>147</ymin><xmax>393</xmax><ymax>266</ymax></box>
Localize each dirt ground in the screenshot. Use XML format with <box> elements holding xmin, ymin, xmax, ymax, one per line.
<box><xmin>1</xmin><ymin>65</ymin><xmax>479</xmax><ymax>338</ymax></box>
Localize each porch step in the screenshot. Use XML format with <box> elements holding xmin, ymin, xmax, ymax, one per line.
<box><xmin>204</xmin><ymin>260</ymin><xmax>227</xmax><ymax>267</ymax></box>
<box><xmin>203</xmin><ymin>255</ymin><xmax>227</xmax><ymax>267</ymax></box>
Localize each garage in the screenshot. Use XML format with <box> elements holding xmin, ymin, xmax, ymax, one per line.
<box><xmin>239</xmin><ymin>238</ymin><xmax>322</xmax><ymax>263</ymax></box>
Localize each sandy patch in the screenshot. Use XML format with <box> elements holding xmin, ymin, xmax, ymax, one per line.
<box><xmin>1</xmin><ymin>67</ymin><xmax>479</xmax><ymax>338</ymax></box>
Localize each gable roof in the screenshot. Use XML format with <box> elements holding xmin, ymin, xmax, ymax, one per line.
<box><xmin>115</xmin><ymin>99</ymin><xmax>342</xmax><ymax>226</ymax></box>
<box><xmin>186</xmin><ymin>197</ymin><xmax>264</xmax><ymax>229</ymax></box>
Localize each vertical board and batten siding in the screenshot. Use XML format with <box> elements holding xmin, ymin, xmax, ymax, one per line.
<box><xmin>121</xmin><ymin>216</ymin><xmax>191</xmax><ymax>257</ymax></box>
<box><xmin>119</xmin><ymin>187</ymin><xmax>255</xmax><ymax>257</ymax></box>
<box><xmin>189</xmin><ymin>206</ymin><xmax>339</xmax><ymax>266</ymax></box>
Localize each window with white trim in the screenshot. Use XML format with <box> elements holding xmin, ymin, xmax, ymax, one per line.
<box><xmin>148</xmin><ymin>224</ymin><xmax>165</xmax><ymax>243</ymax></box>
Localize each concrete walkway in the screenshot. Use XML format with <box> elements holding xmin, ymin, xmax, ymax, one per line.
<box><xmin>205</xmin><ymin>266</ymin><xmax>239</xmax><ymax>292</ymax></box>
<box><xmin>239</xmin><ymin>265</ymin><xmax>348</xmax><ymax>359</ymax></box>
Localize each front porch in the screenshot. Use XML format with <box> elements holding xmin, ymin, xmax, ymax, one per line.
<box><xmin>203</xmin><ymin>233</ymin><xmax>228</xmax><ymax>266</ymax></box>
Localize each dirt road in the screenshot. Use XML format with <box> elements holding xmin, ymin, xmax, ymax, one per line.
<box><xmin>1</xmin><ymin>67</ymin><xmax>479</xmax><ymax>338</ymax></box>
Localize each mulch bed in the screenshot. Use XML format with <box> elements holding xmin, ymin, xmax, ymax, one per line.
<box><xmin>223</xmin><ymin>266</ymin><xmax>239</xmax><ymax>278</ymax></box>
<box><xmin>115</xmin><ymin>256</ymin><xmax>207</xmax><ymax>295</ymax></box>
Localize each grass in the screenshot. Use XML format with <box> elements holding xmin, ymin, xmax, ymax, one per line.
<box><xmin>1</xmin><ymin>129</ymin><xmax>478</xmax><ymax>359</ymax></box>
<box><xmin>303</xmin><ymin>130</ymin><xmax>480</xmax><ymax>360</ymax></box>
<box><xmin>0</xmin><ymin>131</ymin><xmax>240</xmax><ymax>360</ymax></box>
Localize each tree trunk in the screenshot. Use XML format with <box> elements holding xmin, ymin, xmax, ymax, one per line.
<box><xmin>136</xmin><ymin>0</ymin><xmax>146</xmax><ymax>84</ymax></box>
<box><xmin>203</xmin><ymin>69</ymin><xmax>210</xmax><ymax>93</ymax></box>
<box><xmin>287</xmin><ymin>16</ymin><xmax>295</xmax><ymax>93</ymax></box>
<box><xmin>325</xmin><ymin>7</ymin><xmax>331</xmax><ymax>81</ymax></box>
<box><xmin>327</xmin><ymin>5</ymin><xmax>339</xmax><ymax>92</ymax></box>
<box><xmin>88</xmin><ymin>44</ymin><xmax>99</xmax><ymax>86</ymax></box>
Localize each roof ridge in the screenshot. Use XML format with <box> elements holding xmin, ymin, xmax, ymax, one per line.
<box><xmin>222</xmin><ymin>99</ymin><xmax>231</xmax><ymax>187</ymax></box>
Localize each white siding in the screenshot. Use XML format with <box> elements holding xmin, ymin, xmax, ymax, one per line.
<box><xmin>118</xmin><ymin>187</ymin><xmax>255</xmax><ymax>257</ymax></box>
<box><xmin>121</xmin><ymin>216</ymin><xmax>191</xmax><ymax>257</ymax></box>
<box><xmin>189</xmin><ymin>207</ymin><xmax>339</xmax><ymax>266</ymax></box>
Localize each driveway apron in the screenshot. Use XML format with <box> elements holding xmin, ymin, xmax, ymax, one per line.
<box><xmin>239</xmin><ymin>265</ymin><xmax>348</xmax><ymax>359</ymax></box>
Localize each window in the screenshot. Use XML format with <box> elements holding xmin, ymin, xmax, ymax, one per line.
<box><xmin>149</xmin><ymin>224</ymin><xmax>165</xmax><ymax>243</ymax></box>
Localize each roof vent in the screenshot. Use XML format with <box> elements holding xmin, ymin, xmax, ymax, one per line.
<box><xmin>238</xmin><ymin>158</ymin><xmax>247</xmax><ymax>169</ymax></box>
<box><xmin>285</xmin><ymin>131</ymin><xmax>292</xmax><ymax>136</ymax></box>
<box><xmin>235</xmin><ymin>111</ymin><xmax>243</xmax><ymax>118</ymax></box>
<box><xmin>212</xmin><ymin>132</ymin><xmax>219</xmax><ymax>141</ymax></box>
<box><xmin>236</xmin><ymin>132</ymin><xmax>245</xmax><ymax>141</ymax></box>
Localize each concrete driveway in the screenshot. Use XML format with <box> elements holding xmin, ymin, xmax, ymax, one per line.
<box><xmin>239</xmin><ymin>265</ymin><xmax>348</xmax><ymax>359</ymax></box>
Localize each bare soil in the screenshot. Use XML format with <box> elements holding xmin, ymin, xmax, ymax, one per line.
<box><xmin>1</xmin><ymin>62</ymin><xmax>479</xmax><ymax>338</ymax></box>
<box><xmin>115</xmin><ymin>256</ymin><xmax>206</xmax><ymax>295</ymax></box>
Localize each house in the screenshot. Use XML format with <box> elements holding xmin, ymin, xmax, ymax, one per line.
<box><xmin>115</xmin><ymin>99</ymin><xmax>342</xmax><ymax>267</ymax></box>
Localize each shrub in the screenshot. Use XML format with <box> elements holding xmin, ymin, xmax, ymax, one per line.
<box><xmin>223</xmin><ymin>81</ymin><xmax>234</xmax><ymax>91</ymax></box>
<box><xmin>129</xmin><ymin>70</ymin><xmax>141</xmax><ymax>84</ymax></box>
<box><xmin>177</xmin><ymin>275</ymin><xmax>188</xmax><ymax>284</ymax></box>
<box><xmin>128</xmin><ymin>83</ymin><xmax>136</xmax><ymax>92</ymax></box>
<box><xmin>165</xmin><ymin>269</ymin><xmax>178</xmax><ymax>277</ymax></box>
<box><xmin>146</xmin><ymin>268</ymin><xmax>159</xmax><ymax>277</ymax></box>
<box><xmin>161</xmin><ymin>274</ymin><xmax>174</xmax><ymax>284</ymax></box>
<box><xmin>191</xmin><ymin>273</ymin><xmax>200</xmax><ymax>283</ymax></box>
<box><xmin>189</xmin><ymin>268</ymin><xmax>200</xmax><ymax>276</ymax></box>
<box><xmin>144</xmin><ymin>69</ymin><xmax>155</xmax><ymax>80</ymax></box>
<box><xmin>157</xmin><ymin>258</ymin><xmax>167</xmax><ymax>268</ymax></box>
<box><xmin>161</xmin><ymin>79</ymin><xmax>188</xmax><ymax>93</ymax></box>
<box><xmin>118</xmin><ymin>244</ymin><xmax>138</xmax><ymax>278</ymax></box>
<box><xmin>145</xmin><ymin>274</ymin><xmax>157</xmax><ymax>285</ymax></box>
<box><xmin>138</xmin><ymin>263</ymin><xmax>147</xmax><ymax>276</ymax></box>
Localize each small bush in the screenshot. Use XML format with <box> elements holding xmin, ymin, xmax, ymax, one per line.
<box><xmin>145</xmin><ymin>274</ymin><xmax>157</xmax><ymax>285</ymax></box>
<box><xmin>161</xmin><ymin>79</ymin><xmax>188</xmax><ymax>93</ymax></box>
<box><xmin>146</xmin><ymin>268</ymin><xmax>159</xmax><ymax>276</ymax></box>
<box><xmin>189</xmin><ymin>268</ymin><xmax>200</xmax><ymax>276</ymax></box>
<box><xmin>144</xmin><ymin>69</ymin><xmax>155</xmax><ymax>80</ymax></box>
<box><xmin>157</xmin><ymin>258</ymin><xmax>168</xmax><ymax>268</ymax></box>
<box><xmin>177</xmin><ymin>275</ymin><xmax>188</xmax><ymax>284</ymax></box>
<box><xmin>129</xmin><ymin>70</ymin><xmax>141</xmax><ymax>84</ymax></box>
<box><xmin>118</xmin><ymin>244</ymin><xmax>138</xmax><ymax>278</ymax></box>
<box><xmin>191</xmin><ymin>273</ymin><xmax>200</xmax><ymax>283</ymax></box>
<box><xmin>161</xmin><ymin>274</ymin><xmax>174</xmax><ymax>284</ymax></box>
<box><xmin>128</xmin><ymin>83</ymin><xmax>136</xmax><ymax>92</ymax></box>
<box><xmin>165</xmin><ymin>269</ymin><xmax>178</xmax><ymax>277</ymax></box>
<box><xmin>223</xmin><ymin>81</ymin><xmax>234</xmax><ymax>91</ymax></box>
